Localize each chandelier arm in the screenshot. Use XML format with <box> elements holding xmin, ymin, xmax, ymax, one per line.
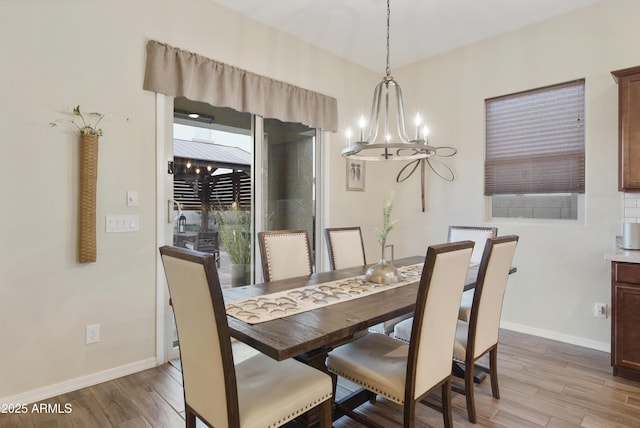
<box><xmin>384</xmin><ymin>81</ymin><xmax>389</xmax><ymax>144</ymax></box>
<box><xmin>368</xmin><ymin>81</ymin><xmax>384</xmax><ymax>143</ymax></box>
<box><xmin>393</xmin><ymin>80</ymin><xmax>411</xmax><ymax>143</ymax></box>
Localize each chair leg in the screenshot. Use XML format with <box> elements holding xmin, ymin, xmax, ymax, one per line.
<box><xmin>465</xmin><ymin>360</ymin><xmax>477</xmax><ymax>423</ymax></box>
<box><xmin>489</xmin><ymin>347</ymin><xmax>500</xmax><ymax>399</ymax></box>
<box><xmin>441</xmin><ymin>377</ymin><xmax>453</xmax><ymax>428</ymax></box>
<box><xmin>318</xmin><ymin>398</ymin><xmax>333</xmax><ymax>428</ymax></box>
<box><xmin>403</xmin><ymin>399</ymin><xmax>416</xmax><ymax>428</ymax></box>
<box><xmin>185</xmin><ymin>405</ymin><xmax>197</xmax><ymax>428</ymax></box>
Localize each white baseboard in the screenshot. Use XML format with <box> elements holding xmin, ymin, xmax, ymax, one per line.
<box><xmin>500</xmin><ymin>321</ymin><xmax>610</xmax><ymax>353</ymax></box>
<box><xmin>0</xmin><ymin>357</ymin><xmax>157</xmax><ymax>405</ymax></box>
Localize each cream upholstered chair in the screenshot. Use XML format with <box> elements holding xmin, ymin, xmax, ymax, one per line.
<box><xmin>447</xmin><ymin>226</ymin><xmax>498</xmax><ymax>265</ymax></box>
<box><xmin>452</xmin><ymin>235</ymin><xmax>519</xmax><ymax>423</ymax></box>
<box><xmin>448</xmin><ymin>226</ymin><xmax>498</xmax><ymax>323</ymax></box>
<box><xmin>326</xmin><ymin>241</ymin><xmax>474</xmax><ymax>428</ymax></box>
<box><xmin>393</xmin><ymin>226</ymin><xmax>499</xmax><ymax>343</ymax></box>
<box><xmin>324</xmin><ymin>227</ymin><xmax>366</xmax><ymax>270</ymax></box>
<box><xmin>159</xmin><ymin>246</ymin><xmax>333</xmax><ymax>428</ymax></box>
<box><xmin>324</xmin><ymin>227</ymin><xmax>412</xmax><ymax>335</ymax></box>
<box><xmin>258</xmin><ymin>229</ymin><xmax>313</xmax><ymax>282</ymax></box>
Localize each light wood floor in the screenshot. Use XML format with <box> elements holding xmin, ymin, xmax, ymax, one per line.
<box><xmin>2</xmin><ymin>329</ymin><xmax>640</xmax><ymax>428</ymax></box>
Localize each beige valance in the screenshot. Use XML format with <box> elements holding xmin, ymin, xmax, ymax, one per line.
<box><xmin>143</xmin><ymin>40</ymin><xmax>338</xmax><ymax>132</ymax></box>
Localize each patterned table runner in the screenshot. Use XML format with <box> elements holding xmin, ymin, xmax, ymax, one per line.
<box><xmin>226</xmin><ymin>263</ymin><xmax>424</xmax><ymax>324</ymax></box>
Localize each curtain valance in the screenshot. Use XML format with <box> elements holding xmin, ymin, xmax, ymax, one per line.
<box><xmin>143</xmin><ymin>40</ymin><xmax>338</xmax><ymax>132</ymax></box>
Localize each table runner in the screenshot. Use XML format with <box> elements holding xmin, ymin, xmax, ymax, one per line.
<box><xmin>226</xmin><ymin>263</ymin><xmax>424</xmax><ymax>324</ymax></box>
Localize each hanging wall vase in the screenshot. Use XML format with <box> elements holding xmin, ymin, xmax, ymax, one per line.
<box><xmin>78</xmin><ymin>134</ymin><xmax>99</xmax><ymax>263</ymax></box>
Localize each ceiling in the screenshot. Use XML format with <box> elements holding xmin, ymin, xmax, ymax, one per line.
<box><xmin>210</xmin><ymin>0</ymin><xmax>603</xmax><ymax>72</ymax></box>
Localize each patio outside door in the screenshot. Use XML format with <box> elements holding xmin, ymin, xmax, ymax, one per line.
<box><xmin>162</xmin><ymin>97</ymin><xmax>321</xmax><ymax>360</ymax></box>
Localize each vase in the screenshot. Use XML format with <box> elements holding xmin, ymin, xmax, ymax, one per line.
<box><xmin>231</xmin><ymin>263</ymin><xmax>251</xmax><ymax>287</ymax></box>
<box><xmin>78</xmin><ymin>134</ymin><xmax>99</xmax><ymax>263</ymax></box>
<box><xmin>364</xmin><ymin>244</ymin><xmax>399</xmax><ymax>284</ymax></box>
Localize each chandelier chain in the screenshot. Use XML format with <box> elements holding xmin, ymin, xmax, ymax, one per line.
<box><xmin>386</xmin><ymin>0</ymin><xmax>391</xmax><ymax>77</ymax></box>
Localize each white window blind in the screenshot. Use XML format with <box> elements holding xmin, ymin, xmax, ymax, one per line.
<box><xmin>484</xmin><ymin>80</ymin><xmax>585</xmax><ymax>195</ymax></box>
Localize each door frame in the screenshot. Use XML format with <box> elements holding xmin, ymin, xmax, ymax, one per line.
<box><xmin>154</xmin><ymin>95</ymin><xmax>328</xmax><ymax>364</ymax></box>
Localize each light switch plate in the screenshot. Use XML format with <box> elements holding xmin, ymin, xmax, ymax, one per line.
<box><xmin>106</xmin><ymin>215</ymin><xmax>139</xmax><ymax>233</ymax></box>
<box><xmin>127</xmin><ymin>191</ymin><xmax>139</xmax><ymax>207</ymax></box>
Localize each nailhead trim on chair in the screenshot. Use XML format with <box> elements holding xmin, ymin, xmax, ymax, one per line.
<box><xmin>328</xmin><ymin>368</ymin><xmax>404</xmax><ymax>405</ymax></box>
<box><xmin>269</xmin><ymin>393</ymin><xmax>333</xmax><ymax>427</ymax></box>
<box><xmin>264</xmin><ymin>232</ymin><xmax>312</xmax><ymax>280</ymax></box>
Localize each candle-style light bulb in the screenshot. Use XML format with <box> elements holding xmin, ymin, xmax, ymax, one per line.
<box><xmin>358</xmin><ymin>116</ymin><xmax>366</xmax><ymax>142</ymax></box>
<box><xmin>414</xmin><ymin>113</ymin><xmax>422</xmax><ymax>140</ymax></box>
<box><xmin>345</xmin><ymin>127</ymin><xmax>353</xmax><ymax>147</ymax></box>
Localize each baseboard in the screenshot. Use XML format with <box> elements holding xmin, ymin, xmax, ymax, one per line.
<box><xmin>500</xmin><ymin>321</ymin><xmax>610</xmax><ymax>353</ymax></box>
<box><xmin>0</xmin><ymin>357</ymin><xmax>157</xmax><ymax>405</ymax></box>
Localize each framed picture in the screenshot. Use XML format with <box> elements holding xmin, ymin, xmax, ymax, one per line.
<box><xmin>346</xmin><ymin>159</ymin><xmax>365</xmax><ymax>191</ymax></box>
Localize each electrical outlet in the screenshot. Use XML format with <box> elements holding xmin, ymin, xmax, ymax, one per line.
<box><xmin>594</xmin><ymin>303</ymin><xmax>607</xmax><ymax>319</ymax></box>
<box><xmin>86</xmin><ymin>324</ymin><xmax>100</xmax><ymax>344</ymax></box>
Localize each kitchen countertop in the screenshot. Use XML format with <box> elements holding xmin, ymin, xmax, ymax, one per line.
<box><xmin>605</xmin><ymin>248</ymin><xmax>640</xmax><ymax>263</ymax></box>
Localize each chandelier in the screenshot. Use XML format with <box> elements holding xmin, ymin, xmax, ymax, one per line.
<box><xmin>342</xmin><ymin>0</ymin><xmax>436</xmax><ymax>161</ymax></box>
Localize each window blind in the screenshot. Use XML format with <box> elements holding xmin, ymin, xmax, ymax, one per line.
<box><xmin>484</xmin><ymin>80</ymin><xmax>585</xmax><ymax>195</ymax></box>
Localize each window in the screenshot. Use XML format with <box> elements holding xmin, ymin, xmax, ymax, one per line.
<box><xmin>485</xmin><ymin>80</ymin><xmax>585</xmax><ymax>219</ymax></box>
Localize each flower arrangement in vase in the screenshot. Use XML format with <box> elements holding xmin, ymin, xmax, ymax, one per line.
<box><xmin>365</xmin><ymin>191</ymin><xmax>400</xmax><ymax>284</ymax></box>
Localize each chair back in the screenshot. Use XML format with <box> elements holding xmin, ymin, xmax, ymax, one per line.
<box><xmin>194</xmin><ymin>231</ymin><xmax>219</xmax><ymax>254</ymax></box>
<box><xmin>469</xmin><ymin>236</ymin><xmax>519</xmax><ymax>357</ymax></box>
<box><xmin>258</xmin><ymin>229</ymin><xmax>313</xmax><ymax>282</ymax></box>
<box><xmin>325</xmin><ymin>227</ymin><xmax>366</xmax><ymax>270</ymax></box>
<box><xmin>448</xmin><ymin>226</ymin><xmax>498</xmax><ymax>264</ymax></box>
<box><xmin>159</xmin><ymin>246</ymin><xmax>238</xmax><ymax>427</ymax></box>
<box><xmin>406</xmin><ymin>241</ymin><xmax>474</xmax><ymax>401</ymax></box>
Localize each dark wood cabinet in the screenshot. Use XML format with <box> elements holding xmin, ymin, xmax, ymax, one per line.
<box><xmin>611</xmin><ymin>261</ymin><xmax>640</xmax><ymax>381</ymax></box>
<box><xmin>612</xmin><ymin>66</ymin><xmax>640</xmax><ymax>192</ymax></box>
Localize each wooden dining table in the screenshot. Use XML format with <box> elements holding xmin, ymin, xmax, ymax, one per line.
<box><xmin>223</xmin><ymin>255</ymin><xmax>516</xmax><ymax>423</ymax></box>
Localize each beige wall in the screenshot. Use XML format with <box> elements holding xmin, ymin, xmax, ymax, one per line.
<box><xmin>0</xmin><ymin>0</ymin><xmax>637</xmax><ymax>401</ymax></box>
<box><xmin>0</xmin><ymin>0</ymin><xmax>374</xmax><ymax>401</ymax></box>
<box><xmin>386</xmin><ymin>0</ymin><xmax>637</xmax><ymax>348</ymax></box>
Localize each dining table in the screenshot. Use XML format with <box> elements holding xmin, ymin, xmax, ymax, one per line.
<box><xmin>222</xmin><ymin>255</ymin><xmax>517</xmax><ymax>424</ymax></box>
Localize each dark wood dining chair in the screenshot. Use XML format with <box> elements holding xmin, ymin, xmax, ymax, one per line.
<box><xmin>326</xmin><ymin>240</ymin><xmax>475</xmax><ymax>428</ymax></box>
<box><xmin>448</xmin><ymin>226</ymin><xmax>498</xmax><ymax>322</ymax></box>
<box><xmin>451</xmin><ymin>235</ymin><xmax>519</xmax><ymax>423</ymax></box>
<box><xmin>257</xmin><ymin>229</ymin><xmax>313</xmax><ymax>282</ymax></box>
<box><xmin>193</xmin><ymin>230</ymin><xmax>220</xmax><ymax>267</ymax></box>
<box><xmin>325</xmin><ymin>226</ymin><xmax>412</xmax><ymax>336</ymax></box>
<box><xmin>393</xmin><ymin>226</ymin><xmax>500</xmax><ymax>343</ymax></box>
<box><xmin>325</xmin><ymin>226</ymin><xmax>367</xmax><ymax>270</ymax></box>
<box><xmin>159</xmin><ymin>245</ymin><xmax>333</xmax><ymax>428</ymax></box>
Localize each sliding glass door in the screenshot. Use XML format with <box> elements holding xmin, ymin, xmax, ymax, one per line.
<box><xmin>168</xmin><ymin>96</ymin><xmax>321</xmax><ymax>279</ymax></box>
<box><xmin>261</xmin><ymin>118</ymin><xmax>318</xmax><ymax>263</ymax></box>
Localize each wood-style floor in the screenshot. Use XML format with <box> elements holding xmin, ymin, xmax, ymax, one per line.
<box><xmin>1</xmin><ymin>329</ymin><xmax>640</xmax><ymax>428</ymax></box>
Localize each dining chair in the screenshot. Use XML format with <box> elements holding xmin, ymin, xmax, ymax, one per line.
<box><xmin>326</xmin><ymin>240</ymin><xmax>474</xmax><ymax>428</ymax></box>
<box><xmin>325</xmin><ymin>226</ymin><xmax>366</xmax><ymax>270</ymax></box>
<box><xmin>257</xmin><ymin>229</ymin><xmax>313</xmax><ymax>282</ymax></box>
<box><xmin>392</xmin><ymin>225</ymin><xmax>499</xmax><ymax>344</ymax></box>
<box><xmin>159</xmin><ymin>245</ymin><xmax>333</xmax><ymax>428</ymax></box>
<box><xmin>194</xmin><ymin>230</ymin><xmax>220</xmax><ymax>267</ymax></box>
<box><xmin>451</xmin><ymin>235</ymin><xmax>519</xmax><ymax>423</ymax></box>
<box><xmin>448</xmin><ymin>226</ymin><xmax>498</xmax><ymax>323</ymax></box>
<box><xmin>324</xmin><ymin>226</ymin><xmax>412</xmax><ymax>335</ymax></box>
